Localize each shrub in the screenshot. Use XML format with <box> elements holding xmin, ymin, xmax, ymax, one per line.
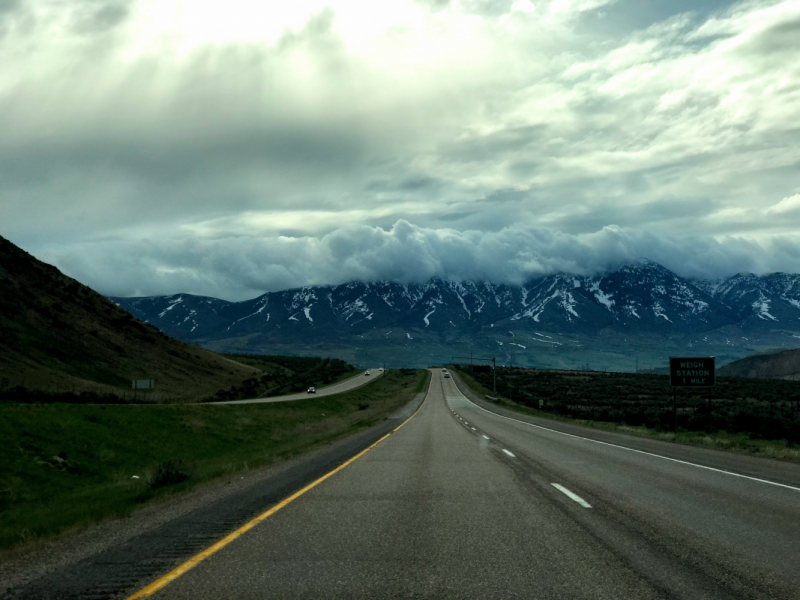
<box><xmin>147</xmin><ymin>460</ymin><xmax>191</xmax><ymax>489</ymax></box>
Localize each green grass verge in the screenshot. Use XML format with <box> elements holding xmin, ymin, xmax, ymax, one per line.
<box><xmin>452</xmin><ymin>368</ymin><xmax>800</xmax><ymax>463</ymax></box>
<box><xmin>0</xmin><ymin>369</ymin><xmax>427</xmax><ymax>551</ymax></box>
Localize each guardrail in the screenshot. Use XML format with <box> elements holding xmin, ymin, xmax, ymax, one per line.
<box><xmin>485</xmin><ymin>395</ymin><xmax>500</xmax><ymax>403</ymax></box>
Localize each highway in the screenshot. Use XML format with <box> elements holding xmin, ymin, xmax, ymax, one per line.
<box><xmin>127</xmin><ymin>369</ymin><xmax>800</xmax><ymax>599</ymax></box>
<box><xmin>217</xmin><ymin>368</ymin><xmax>383</xmax><ymax>404</ymax></box>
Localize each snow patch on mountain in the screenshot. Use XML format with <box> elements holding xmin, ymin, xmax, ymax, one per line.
<box><xmin>753</xmin><ymin>296</ymin><xmax>777</xmax><ymax>321</ymax></box>
<box><xmin>625</xmin><ymin>304</ymin><xmax>641</xmax><ymax>319</ymax></box>
<box><xmin>342</xmin><ymin>297</ymin><xmax>369</xmax><ymax>321</ymax></box>
<box><xmin>452</xmin><ymin>286</ymin><xmax>471</xmax><ymax>319</ymax></box>
<box><xmin>588</xmin><ymin>279</ymin><xmax>614</xmax><ymax>311</ymax></box>
<box><xmin>159</xmin><ymin>296</ymin><xmax>183</xmax><ymax>318</ymax></box>
<box><xmin>653</xmin><ymin>301</ymin><xmax>672</xmax><ymax>322</ymax></box>
<box><xmin>227</xmin><ymin>301</ymin><xmax>268</xmax><ymax>330</ymax></box>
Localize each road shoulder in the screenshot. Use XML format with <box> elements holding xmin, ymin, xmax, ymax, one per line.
<box><xmin>449</xmin><ymin>370</ymin><xmax>800</xmax><ymax>488</ymax></box>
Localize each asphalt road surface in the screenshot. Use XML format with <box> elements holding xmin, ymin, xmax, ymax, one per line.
<box><xmin>132</xmin><ymin>369</ymin><xmax>800</xmax><ymax>599</ymax></box>
<box><xmin>218</xmin><ymin>369</ymin><xmax>383</xmax><ymax>405</ymax></box>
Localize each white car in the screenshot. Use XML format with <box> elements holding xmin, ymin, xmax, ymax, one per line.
<box><xmin>441</xmin><ymin>368</ymin><xmax>447</xmax><ymax>372</ymax></box>
<box><xmin>365</xmin><ymin>371</ymin><xmax>371</xmax><ymax>376</ymax></box>
<box><xmin>444</xmin><ymin>373</ymin><xmax>451</xmax><ymax>378</ymax></box>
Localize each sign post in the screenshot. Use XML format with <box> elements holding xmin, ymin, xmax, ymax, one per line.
<box><xmin>131</xmin><ymin>379</ymin><xmax>155</xmax><ymax>401</ymax></box>
<box><xmin>669</xmin><ymin>357</ymin><xmax>715</xmax><ymax>432</ymax></box>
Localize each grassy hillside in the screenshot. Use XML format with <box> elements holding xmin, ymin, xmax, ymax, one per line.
<box><xmin>0</xmin><ymin>369</ymin><xmax>426</xmax><ymax>551</ymax></box>
<box><xmin>0</xmin><ymin>235</ymin><xmax>263</xmax><ymax>399</ymax></box>
<box><xmin>718</xmin><ymin>347</ymin><xmax>800</xmax><ymax>380</ymax></box>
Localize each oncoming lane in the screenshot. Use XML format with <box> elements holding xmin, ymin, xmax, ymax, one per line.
<box><xmin>217</xmin><ymin>369</ymin><xmax>384</xmax><ymax>405</ymax></box>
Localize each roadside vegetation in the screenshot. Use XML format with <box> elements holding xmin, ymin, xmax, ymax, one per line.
<box><xmin>452</xmin><ymin>366</ymin><xmax>800</xmax><ymax>462</ymax></box>
<box><xmin>0</xmin><ymin>368</ymin><xmax>426</xmax><ymax>551</ymax></box>
<box><xmin>0</xmin><ymin>356</ymin><xmax>360</xmax><ymax>405</ymax></box>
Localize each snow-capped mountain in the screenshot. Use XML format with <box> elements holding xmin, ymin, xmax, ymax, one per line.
<box><xmin>110</xmin><ymin>261</ymin><xmax>800</xmax><ymax>345</ymax></box>
<box><xmin>509</xmin><ymin>260</ymin><xmax>736</xmax><ymax>332</ymax></box>
<box><xmin>703</xmin><ymin>272</ymin><xmax>800</xmax><ymax>325</ymax></box>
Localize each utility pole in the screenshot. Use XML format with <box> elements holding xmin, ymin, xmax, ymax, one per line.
<box><xmin>673</xmin><ymin>388</ymin><xmax>677</xmax><ymax>433</ymax></box>
<box><xmin>493</xmin><ymin>357</ymin><xmax>496</xmax><ymax>395</ymax></box>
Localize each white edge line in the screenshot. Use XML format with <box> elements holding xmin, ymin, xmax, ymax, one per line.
<box><xmin>502</xmin><ymin>449</ymin><xmax>515</xmax><ymax>458</ymax></box>
<box><xmin>452</xmin><ymin>380</ymin><xmax>800</xmax><ymax>493</ymax></box>
<box><xmin>552</xmin><ymin>483</ymin><xmax>592</xmax><ymax>508</ymax></box>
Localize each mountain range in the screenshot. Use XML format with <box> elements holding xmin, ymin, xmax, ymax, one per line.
<box><xmin>111</xmin><ymin>260</ymin><xmax>800</xmax><ymax>370</ymax></box>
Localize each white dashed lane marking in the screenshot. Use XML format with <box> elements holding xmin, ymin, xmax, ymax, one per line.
<box><xmin>502</xmin><ymin>449</ymin><xmax>515</xmax><ymax>458</ymax></box>
<box><xmin>552</xmin><ymin>483</ymin><xmax>592</xmax><ymax>508</ymax></box>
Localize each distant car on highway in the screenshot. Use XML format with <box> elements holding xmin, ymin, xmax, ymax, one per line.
<box><xmin>444</xmin><ymin>373</ymin><xmax>451</xmax><ymax>378</ymax></box>
<box><xmin>307</xmin><ymin>387</ymin><xmax>316</xmax><ymax>394</ymax></box>
<box><xmin>365</xmin><ymin>371</ymin><xmax>371</xmax><ymax>376</ymax></box>
<box><xmin>441</xmin><ymin>368</ymin><xmax>447</xmax><ymax>372</ymax></box>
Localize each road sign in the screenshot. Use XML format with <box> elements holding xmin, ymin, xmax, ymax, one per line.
<box><xmin>669</xmin><ymin>357</ymin><xmax>715</xmax><ymax>387</ymax></box>
<box><xmin>132</xmin><ymin>379</ymin><xmax>155</xmax><ymax>390</ymax></box>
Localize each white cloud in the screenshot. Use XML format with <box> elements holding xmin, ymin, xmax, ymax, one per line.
<box><xmin>766</xmin><ymin>193</ymin><xmax>800</xmax><ymax>215</ymax></box>
<box><xmin>1</xmin><ymin>0</ymin><xmax>800</xmax><ymax>292</ymax></box>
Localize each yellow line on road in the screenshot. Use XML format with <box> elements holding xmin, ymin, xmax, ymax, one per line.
<box><xmin>127</xmin><ymin>388</ymin><xmax>429</xmax><ymax>599</ymax></box>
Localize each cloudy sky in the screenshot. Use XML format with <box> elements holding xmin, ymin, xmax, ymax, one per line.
<box><xmin>2</xmin><ymin>0</ymin><xmax>799</xmax><ymax>300</ymax></box>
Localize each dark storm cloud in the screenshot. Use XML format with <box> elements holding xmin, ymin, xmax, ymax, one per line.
<box><xmin>71</xmin><ymin>0</ymin><xmax>130</xmax><ymax>34</ymax></box>
<box><xmin>0</xmin><ymin>0</ymin><xmax>21</xmax><ymax>15</ymax></box>
<box><xmin>24</xmin><ymin>221</ymin><xmax>800</xmax><ymax>301</ymax></box>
